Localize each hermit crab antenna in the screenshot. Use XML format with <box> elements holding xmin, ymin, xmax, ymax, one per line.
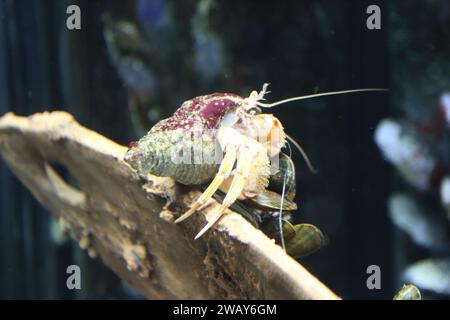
<box><xmin>256</xmin><ymin>88</ymin><xmax>389</xmax><ymax>108</ymax></box>
<box><xmin>285</xmin><ymin>134</ymin><xmax>318</xmax><ymax>174</ymax></box>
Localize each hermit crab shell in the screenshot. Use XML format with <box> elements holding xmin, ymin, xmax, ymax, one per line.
<box><xmin>124</xmin><ymin>93</ymin><xmax>244</xmax><ymax>185</ymax></box>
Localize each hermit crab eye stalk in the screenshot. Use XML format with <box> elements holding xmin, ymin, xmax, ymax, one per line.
<box><xmin>248</xmin><ymin>106</ymin><xmax>262</xmax><ymax>115</ymax></box>
<box><xmin>242</xmin><ymin>83</ymin><xmax>271</xmax><ymax>111</ymax></box>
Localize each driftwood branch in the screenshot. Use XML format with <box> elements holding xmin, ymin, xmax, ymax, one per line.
<box><xmin>0</xmin><ymin>111</ymin><xmax>339</xmax><ymax>300</ymax></box>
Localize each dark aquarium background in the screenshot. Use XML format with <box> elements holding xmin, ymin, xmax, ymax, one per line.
<box><xmin>1</xmin><ymin>0</ymin><xmax>450</xmax><ymax>299</ymax></box>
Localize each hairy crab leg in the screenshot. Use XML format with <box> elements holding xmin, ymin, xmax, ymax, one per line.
<box><xmin>175</xmin><ymin>146</ymin><xmax>237</xmax><ymax>223</ymax></box>
<box><xmin>194</xmin><ymin>146</ymin><xmax>252</xmax><ymax>239</ymax></box>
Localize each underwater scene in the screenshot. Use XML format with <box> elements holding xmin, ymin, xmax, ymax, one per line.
<box><xmin>0</xmin><ymin>0</ymin><xmax>449</xmax><ymax>301</ymax></box>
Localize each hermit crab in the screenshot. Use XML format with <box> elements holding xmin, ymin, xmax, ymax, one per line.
<box><xmin>124</xmin><ymin>84</ymin><xmax>386</xmax><ymax>240</ymax></box>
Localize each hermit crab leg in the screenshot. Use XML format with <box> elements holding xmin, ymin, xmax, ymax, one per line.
<box><xmin>194</xmin><ymin>146</ymin><xmax>252</xmax><ymax>239</ymax></box>
<box><xmin>174</xmin><ymin>146</ymin><xmax>237</xmax><ymax>223</ymax></box>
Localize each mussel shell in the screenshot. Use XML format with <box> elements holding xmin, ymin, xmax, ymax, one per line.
<box><xmin>285</xmin><ymin>224</ymin><xmax>325</xmax><ymax>258</ymax></box>
<box><xmin>268</xmin><ymin>152</ymin><xmax>296</xmax><ymax>201</ymax></box>
<box><xmin>210</xmin><ymin>188</ymin><xmax>260</xmax><ymax>227</ymax></box>
<box><xmin>262</xmin><ymin>219</ymin><xmax>297</xmax><ymax>243</ymax></box>
<box><xmin>393</xmin><ymin>284</ymin><xmax>421</xmax><ymax>300</ymax></box>
<box><xmin>245</xmin><ymin>189</ymin><xmax>298</xmax><ymax>212</ymax></box>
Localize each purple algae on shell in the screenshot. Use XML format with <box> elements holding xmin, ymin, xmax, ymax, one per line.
<box><xmin>155</xmin><ymin>92</ymin><xmax>243</xmax><ymax>133</ymax></box>
<box><xmin>124</xmin><ymin>93</ymin><xmax>244</xmax><ymax>185</ymax></box>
